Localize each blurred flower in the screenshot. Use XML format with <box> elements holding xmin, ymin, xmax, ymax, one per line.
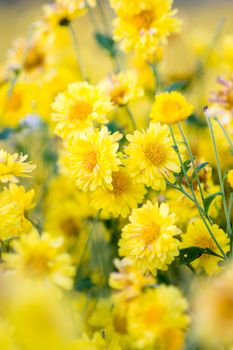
<box><xmin>150</xmin><ymin>91</ymin><xmax>193</xmax><ymax>124</ymax></box>
<box><xmin>227</xmin><ymin>170</ymin><xmax>233</xmax><ymax>190</ymax></box>
<box><xmin>119</xmin><ymin>200</ymin><xmax>181</xmax><ymax>275</ymax></box>
<box><xmin>0</xmin><ymin>149</ymin><xmax>36</xmax><ymax>184</ymax></box>
<box><xmin>125</xmin><ymin>122</ymin><xmax>181</xmax><ymax>190</ymax></box>
<box><xmin>181</xmin><ymin>219</ymin><xmax>229</xmax><ymax>275</ymax></box>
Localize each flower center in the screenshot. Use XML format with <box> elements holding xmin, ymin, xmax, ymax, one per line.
<box><xmin>110</xmin><ymin>85</ymin><xmax>126</xmax><ymax>105</ymax></box>
<box><xmin>141</xmin><ymin>223</ymin><xmax>160</xmax><ymax>244</ymax></box>
<box><xmin>60</xmin><ymin>218</ymin><xmax>79</xmax><ymax>238</ymax></box>
<box><xmin>83</xmin><ymin>150</ymin><xmax>97</xmax><ymax>172</ymax></box>
<box><xmin>143</xmin><ymin>304</ymin><xmax>164</xmax><ymax>325</ymax></box>
<box><xmin>25</xmin><ymin>254</ymin><xmax>49</xmax><ymax>277</ymax></box>
<box><xmin>113</xmin><ymin>313</ymin><xmax>128</xmax><ymax>334</ymax></box>
<box><xmin>144</xmin><ymin>142</ymin><xmax>166</xmax><ymax>165</ymax></box>
<box><xmin>195</xmin><ymin>236</ymin><xmax>216</xmax><ymax>251</ymax></box>
<box><xmin>133</xmin><ymin>10</ymin><xmax>155</xmax><ymax>30</ymax></box>
<box><xmin>24</xmin><ymin>46</ymin><xmax>45</xmax><ymax>72</ymax></box>
<box><xmin>112</xmin><ymin>171</ymin><xmax>129</xmax><ymax>195</ymax></box>
<box><xmin>69</xmin><ymin>101</ymin><xmax>92</xmax><ymax>121</ymax></box>
<box><xmin>7</xmin><ymin>92</ymin><xmax>22</xmax><ymax>112</ymax></box>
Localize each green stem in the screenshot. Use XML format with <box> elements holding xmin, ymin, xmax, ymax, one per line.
<box><xmin>206</xmin><ymin>116</ymin><xmax>232</xmax><ymax>238</ymax></box>
<box><xmin>178</xmin><ymin>122</ymin><xmax>206</xmax><ymax>209</ymax></box>
<box><xmin>97</xmin><ymin>0</ymin><xmax>111</xmax><ymax>33</ymax></box>
<box><xmin>69</xmin><ymin>24</ymin><xmax>87</xmax><ymax>81</ymax></box>
<box><xmin>169</xmin><ymin>125</ymin><xmax>227</xmax><ymax>259</ymax></box>
<box><xmin>149</xmin><ymin>63</ymin><xmax>161</xmax><ymax>93</ymax></box>
<box><xmin>215</xmin><ymin>117</ymin><xmax>233</xmax><ymax>152</ymax></box>
<box><xmin>125</xmin><ymin>106</ymin><xmax>137</xmax><ymax>130</ymax></box>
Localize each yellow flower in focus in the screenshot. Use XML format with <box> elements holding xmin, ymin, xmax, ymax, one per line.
<box><xmin>227</xmin><ymin>170</ymin><xmax>233</xmax><ymax>190</ymax></box>
<box><xmin>99</xmin><ymin>70</ymin><xmax>144</xmax><ymax>106</ymax></box>
<box><xmin>0</xmin><ymin>150</ymin><xmax>36</xmax><ymax>184</ymax></box>
<box><xmin>181</xmin><ymin>219</ymin><xmax>229</xmax><ymax>275</ymax></box>
<box><xmin>4</xmin><ymin>229</ymin><xmax>75</xmax><ymax>290</ymax></box>
<box><xmin>150</xmin><ymin>91</ymin><xmax>193</xmax><ymax>124</ymax></box>
<box><xmin>110</xmin><ymin>0</ymin><xmax>181</xmax><ymax>60</ymax></box>
<box><xmin>42</xmin><ymin>0</ymin><xmax>87</xmax><ymax>27</ymax></box>
<box><xmin>125</xmin><ymin>122</ymin><xmax>181</xmax><ymax>190</ymax></box>
<box><xmin>52</xmin><ymin>82</ymin><xmax>113</xmax><ymax>140</ymax></box>
<box><xmin>64</xmin><ymin>127</ymin><xmax>122</xmax><ymax>191</ymax></box>
<box><xmin>91</xmin><ymin>166</ymin><xmax>146</xmax><ymax>218</ymax></box>
<box><xmin>109</xmin><ymin>258</ymin><xmax>155</xmax><ymax>302</ymax></box>
<box><xmin>127</xmin><ymin>285</ymin><xmax>189</xmax><ymax>349</ymax></box>
<box><xmin>119</xmin><ymin>201</ymin><xmax>181</xmax><ymax>275</ymax></box>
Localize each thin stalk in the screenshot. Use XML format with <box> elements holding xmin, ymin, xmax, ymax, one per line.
<box><xmin>97</xmin><ymin>0</ymin><xmax>111</xmax><ymax>33</ymax></box>
<box><xmin>125</xmin><ymin>106</ymin><xmax>137</xmax><ymax>130</ymax></box>
<box><xmin>215</xmin><ymin>117</ymin><xmax>233</xmax><ymax>151</ymax></box>
<box><xmin>169</xmin><ymin>125</ymin><xmax>227</xmax><ymax>258</ymax></box>
<box><xmin>178</xmin><ymin>122</ymin><xmax>205</xmax><ymax>208</ymax></box>
<box><xmin>206</xmin><ymin>116</ymin><xmax>232</xmax><ymax>239</ymax></box>
<box><xmin>149</xmin><ymin>63</ymin><xmax>161</xmax><ymax>93</ymax></box>
<box><xmin>69</xmin><ymin>24</ymin><xmax>87</xmax><ymax>81</ymax></box>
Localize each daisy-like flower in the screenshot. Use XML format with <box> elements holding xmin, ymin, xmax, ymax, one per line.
<box><xmin>52</xmin><ymin>82</ymin><xmax>113</xmax><ymax>140</ymax></box>
<box><xmin>127</xmin><ymin>285</ymin><xmax>189</xmax><ymax>350</ymax></box>
<box><xmin>64</xmin><ymin>127</ymin><xmax>122</xmax><ymax>191</ymax></box>
<box><xmin>125</xmin><ymin>122</ymin><xmax>181</xmax><ymax>191</ymax></box>
<box><xmin>0</xmin><ymin>150</ymin><xmax>36</xmax><ymax>184</ymax></box>
<box><xmin>119</xmin><ymin>201</ymin><xmax>181</xmax><ymax>275</ymax></box>
<box><xmin>4</xmin><ymin>229</ymin><xmax>75</xmax><ymax>290</ymax></box>
<box><xmin>90</xmin><ymin>165</ymin><xmax>146</xmax><ymax>218</ymax></box>
<box><xmin>99</xmin><ymin>70</ymin><xmax>144</xmax><ymax>107</ymax></box>
<box><xmin>181</xmin><ymin>219</ymin><xmax>229</xmax><ymax>275</ymax></box>
<box><xmin>109</xmin><ymin>258</ymin><xmax>155</xmax><ymax>303</ymax></box>
<box><xmin>110</xmin><ymin>0</ymin><xmax>181</xmax><ymax>60</ymax></box>
<box><xmin>0</xmin><ymin>191</ymin><xmax>21</xmax><ymax>241</ymax></box>
<box><xmin>150</xmin><ymin>91</ymin><xmax>193</xmax><ymax>124</ymax></box>
<box><xmin>42</xmin><ymin>0</ymin><xmax>87</xmax><ymax>27</ymax></box>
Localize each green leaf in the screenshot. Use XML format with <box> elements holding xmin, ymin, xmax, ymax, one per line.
<box><xmin>94</xmin><ymin>32</ymin><xmax>118</xmax><ymax>57</ymax></box>
<box><xmin>204</xmin><ymin>192</ymin><xmax>222</xmax><ymax>213</ymax></box>
<box><xmin>0</xmin><ymin>128</ymin><xmax>14</xmax><ymax>140</ymax></box>
<box><xmin>165</xmin><ymin>80</ymin><xmax>189</xmax><ymax>92</ymax></box>
<box><xmin>179</xmin><ymin>246</ymin><xmax>223</xmax><ymax>265</ymax></box>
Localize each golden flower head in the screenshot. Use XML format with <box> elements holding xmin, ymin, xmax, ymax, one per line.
<box><xmin>52</xmin><ymin>82</ymin><xmax>113</xmax><ymax>140</ymax></box>
<box><xmin>125</xmin><ymin>122</ymin><xmax>181</xmax><ymax>191</ymax></box>
<box><xmin>4</xmin><ymin>229</ymin><xmax>75</xmax><ymax>290</ymax></box>
<box><xmin>0</xmin><ymin>150</ymin><xmax>36</xmax><ymax>184</ymax></box>
<box><xmin>181</xmin><ymin>219</ymin><xmax>229</xmax><ymax>275</ymax></box>
<box><xmin>63</xmin><ymin>127</ymin><xmax>122</xmax><ymax>191</ymax></box>
<box><xmin>127</xmin><ymin>285</ymin><xmax>189</xmax><ymax>349</ymax></box>
<box><xmin>119</xmin><ymin>200</ymin><xmax>181</xmax><ymax>275</ymax></box>
<box><xmin>150</xmin><ymin>91</ymin><xmax>193</xmax><ymax>124</ymax></box>
<box><xmin>110</xmin><ymin>0</ymin><xmax>181</xmax><ymax>61</ymax></box>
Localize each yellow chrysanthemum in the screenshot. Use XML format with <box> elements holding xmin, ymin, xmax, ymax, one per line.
<box><xmin>127</xmin><ymin>285</ymin><xmax>189</xmax><ymax>349</ymax></box>
<box><xmin>181</xmin><ymin>219</ymin><xmax>229</xmax><ymax>275</ymax></box>
<box><xmin>71</xmin><ymin>332</ymin><xmax>121</xmax><ymax>350</ymax></box>
<box><xmin>42</xmin><ymin>0</ymin><xmax>87</xmax><ymax>27</ymax></box>
<box><xmin>119</xmin><ymin>201</ymin><xmax>181</xmax><ymax>274</ymax></box>
<box><xmin>150</xmin><ymin>91</ymin><xmax>193</xmax><ymax>124</ymax></box>
<box><xmin>110</xmin><ymin>0</ymin><xmax>181</xmax><ymax>60</ymax></box>
<box><xmin>4</xmin><ymin>229</ymin><xmax>75</xmax><ymax>290</ymax></box>
<box><xmin>227</xmin><ymin>170</ymin><xmax>233</xmax><ymax>190</ymax></box>
<box><xmin>125</xmin><ymin>122</ymin><xmax>181</xmax><ymax>191</ymax></box>
<box><xmin>99</xmin><ymin>70</ymin><xmax>144</xmax><ymax>106</ymax></box>
<box><xmin>109</xmin><ymin>258</ymin><xmax>155</xmax><ymax>302</ymax></box>
<box><xmin>52</xmin><ymin>82</ymin><xmax>113</xmax><ymax>140</ymax></box>
<box><xmin>64</xmin><ymin>127</ymin><xmax>122</xmax><ymax>191</ymax></box>
<box><xmin>0</xmin><ymin>150</ymin><xmax>36</xmax><ymax>184</ymax></box>
<box><xmin>0</xmin><ymin>184</ymin><xmax>35</xmax><ymax>240</ymax></box>
<box><xmin>91</xmin><ymin>166</ymin><xmax>146</xmax><ymax>218</ymax></box>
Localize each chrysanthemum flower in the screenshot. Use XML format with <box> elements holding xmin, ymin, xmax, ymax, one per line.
<box><xmin>4</xmin><ymin>229</ymin><xmax>75</xmax><ymax>290</ymax></box>
<box><xmin>91</xmin><ymin>166</ymin><xmax>146</xmax><ymax>218</ymax></box>
<box><xmin>42</xmin><ymin>0</ymin><xmax>87</xmax><ymax>27</ymax></box>
<box><xmin>127</xmin><ymin>285</ymin><xmax>189</xmax><ymax>349</ymax></box>
<box><xmin>109</xmin><ymin>258</ymin><xmax>155</xmax><ymax>302</ymax></box>
<box><xmin>99</xmin><ymin>70</ymin><xmax>144</xmax><ymax>106</ymax></box>
<box><xmin>119</xmin><ymin>201</ymin><xmax>181</xmax><ymax>275</ymax></box>
<box><xmin>110</xmin><ymin>0</ymin><xmax>181</xmax><ymax>60</ymax></box>
<box><xmin>150</xmin><ymin>91</ymin><xmax>193</xmax><ymax>124</ymax></box>
<box><xmin>181</xmin><ymin>219</ymin><xmax>229</xmax><ymax>275</ymax></box>
<box><xmin>0</xmin><ymin>191</ymin><xmax>21</xmax><ymax>241</ymax></box>
<box><xmin>0</xmin><ymin>150</ymin><xmax>36</xmax><ymax>184</ymax></box>
<box><xmin>125</xmin><ymin>122</ymin><xmax>181</xmax><ymax>191</ymax></box>
<box><xmin>52</xmin><ymin>82</ymin><xmax>113</xmax><ymax>140</ymax></box>
<box><xmin>64</xmin><ymin>127</ymin><xmax>122</xmax><ymax>191</ymax></box>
